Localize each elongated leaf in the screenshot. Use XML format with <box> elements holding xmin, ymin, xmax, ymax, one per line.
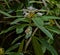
<box><xmin>6</xmin><ymin>43</ymin><xmax>20</xmax><ymax>52</ymax></box>
<box><xmin>29</xmin><ymin>1</ymin><xmax>42</xmax><ymax>4</ymax></box>
<box><xmin>39</xmin><ymin>27</ymin><xmax>53</xmax><ymax>39</ymax></box>
<box><xmin>11</xmin><ymin>35</ymin><xmax>23</xmax><ymax>45</ymax></box>
<box><xmin>10</xmin><ymin>18</ymin><xmax>25</xmax><ymax>24</ymax></box>
<box><xmin>0</xmin><ymin>26</ymin><xmax>16</xmax><ymax>35</ymax></box>
<box><xmin>0</xmin><ymin>10</ymin><xmax>11</xmax><ymax>17</ymax></box>
<box><xmin>5</xmin><ymin>52</ymin><xmax>24</xmax><ymax>55</ymax></box>
<box><xmin>40</xmin><ymin>16</ymin><xmax>60</xmax><ymax>21</ymax></box>
<box><xmin>18</xmin><ymin>40</ymin><xmax>24</xmax><ymax>52</ymax></box>
<box><xmin>32</xmin><ymin>17</ymin><xmax>44</xmax><ymax>26</ymax></box>
<box><xmin>4</xmin><ymin>16</ymin><xmax>23</xmax><ymax>18</ymax></box>
<box><xmin>46</xmin><ymin>26</ymin><xmax>60</xmax><ymax>34</ymax></box>
<box><xmin>32</xmin><ymin>37</ymin><xmax>43</xmax><ymax>55</ymax></box>
<box><xmin>32</xmin><ymin>18</ymin><xmax>53</xmax><ymax>39</ymax></box>
<box><xmin>4</xmin><ymin>0</ymin><xmax>10</xmax><ymax>9</ymax></box>
<box><xmin>36</xmin><ymin>37</ymin><xmax>58</xmax><ymax>55</ymax></box>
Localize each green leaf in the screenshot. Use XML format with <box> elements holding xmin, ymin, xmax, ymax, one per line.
<box><xmin>16</xmin><ymin>24</ymin><xmax>27</xmax><ymax>34</ymax></box>
<box><xmin>0</xmin><ymin>26</ymin><xmax>16</xmax><ymax>35</ymax></box>
<box><xmin>16</xmin><ymin>28</ymin><xmax>23</xmax><ymax>34</ymax></box>
<box><xmin>4</xmin><ymin>0</ymin><xmax>10</xmax><ymax>9</ymax></box>
<box><xmin>32</xmin><ymin>17</ymin><xmax>44</xmax><ymax>26</ymax></box>
<box><xmin>11</xmin><ymin>18</ymin><xmax>26</xmax><ymax>24</ymax></box>
<box><xmin>11</xmin><ymin>35</ymin><xmax>23</xmax><ymax>45</ymax></box>
<box><xmin>29</xmin><ymin>1</ymin><xmax>42</xmax><ymax>4</ymax></box>
<box><xmin>46</xmin><ymin>26</ymin><xmax>60</xmax><ymax>34</ymax></box>
<box><xmin>40</xmin><ymin>16</ymin><xmax>60</xmax><ymax>21</ymax></box>
<box><xmin>32</xmin><ymin>18</ymin><xmax>53</xmax><ymax>39</ymax></box>
<box><xmin>18</xmin><ymin>40</ymin><xmax>24</xmax><ymax>52</ymax></box>
<box><xmin>0</xmin><ymin>10</ymin><xmax>11</xmax><ymax>17</ymax></box>
<box><xmin>4</xmin><ymin>16</ymin><xmax>23</xmax><ymax>18</ymax></box>
<box><xmin>6</xmin><ymin>43</ymin><xmax>20</xmax><ymax>52</ymax></box>
<box><xmin>39</xmin><ymin>27</ymin><xmax>53</xmax><ymax>39</ymax></box>
<box><xmin>32</xmin><ymin>37</ymin><xmax>43</xmax><ymax>55</ymax></box>
<box><xmin>36</xmin><ymin>37</ymin><xmax>58</xmax><ymax>55</ymax></box>
<box><xmin>5</xmin><ymin>52</ymin><xmax>24</xmax><ymax>55</ymax></box>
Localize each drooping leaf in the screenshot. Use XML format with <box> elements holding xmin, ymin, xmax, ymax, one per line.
<box><xmin>0</xmin><ymin>25</ymin><xmax>16</xmax><ymax>35</ymax></box>
<box><xmin>46</xmin><ymin>26</ymin><xmax>60</xmax><ymax>34</ymax></box>
<box><xmin>5</xmin><ymin>43</ymin><xmax>20</xmax><ymax>52</ymax></box>
<box><xmin>39</xmin><ymin>27</ymin><xmax>53</xmax><ymax>39</ymax></box>
<box><xmin>36</xmin><ymin>37</ymin><xmax>58</xmax><ymax>55</ymax></box>
<box><xmin>10</xmin><ymin>18</ymin><xmax>29</xmax><ymax>25</ymax></box>
<box><xmin>11</xmin><ymin>35</ymin><xmax>23</xmax><ymax>45</ymax></box>
<box><xmin>10</xmin><ymin>18</ymin><xmax>25</xmax><ymax>24</ymax></box>
<box><xmin>40</xmin><ymin>16</ymin><xmax>60</xmax><ymax>21</ymax></box>
<box><xmin>5</xmin><ymin>52</ymin><xmax>24</xmax><ymax>55</ymax></box>
<box><xmin>32</xmin><ymin>18</ymin><xmax>53</xmax><ymax>39</ymax></box>
<box><xmin>0</xmin><ymin>10</ymin><xmax>11</xmax><ymax>17</ymax></box>
<box><xmin>32</xmin><ymin>37</ymin><xmax>43</xmax><ymax>55</ymax></box>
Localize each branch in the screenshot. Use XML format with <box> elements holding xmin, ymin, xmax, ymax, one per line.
<box><xmin>24</xmin><ymin>27</ymin><xmax>38</xmax><ymax>51</ymax></box>
<box><xmin>54</xmin><ymin>20</ymin><xmax>60</xmax><ymax>29</ymax></box>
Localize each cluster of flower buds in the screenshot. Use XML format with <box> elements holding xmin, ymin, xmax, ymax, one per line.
<box><xmin>23</xmin><ymin>6</ymin><xmax>43</xmax><ymax>18</ymax></box>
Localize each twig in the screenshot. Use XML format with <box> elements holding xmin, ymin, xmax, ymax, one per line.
<box><xmin>42</xmin><ymin>0</ymin><xmax>48</xmax><ymax>10</ymax></box>
<box><xmin>32</xmin><ymin>28</ymin><xmax>38</xmax><ymax>36</ymax></box>
<box><xmin>42</xmin><ymin>0</ymin><xmax>49</xmax><ymax>14</ymax></box>
<box><xmin>24</xmin><ymin>27</ymin><xmax>38</xmax><ymax>51</ymax></box>
<box><xmin>54</xmin><ymin>20</ymin><xmax>60</xmax><ymax>29</ymax></box>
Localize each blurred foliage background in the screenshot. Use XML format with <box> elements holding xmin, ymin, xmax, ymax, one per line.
<box><xmin>0</xmin><ymin>0</ymin><xmax>60</xmax><ymax>55</ymax></box>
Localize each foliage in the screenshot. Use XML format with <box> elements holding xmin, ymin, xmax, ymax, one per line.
<box><xmin>0</xmin><ymin>0</ymin><xmax>60</xmax><ymax>55</ymax></box>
